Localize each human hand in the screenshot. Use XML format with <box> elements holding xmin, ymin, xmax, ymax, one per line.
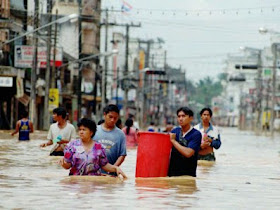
<box><xmin>115</xmin><ymin>166</ymin><xmax>127</xmax><ymax>179</ymax></box>
<box><xmin>40</xmin><ymin>143</ymin><xmax>48</xmax><ymax>147</ymax></box>
<box><xmin>169</xmin><ymin>133</ymin><xmax>176</xmax><ymax>143</ymax></box>
<box><xmin>200</xmin><ymin>141</ymin><xmax>211</xmax><ymax>149</ymax></box>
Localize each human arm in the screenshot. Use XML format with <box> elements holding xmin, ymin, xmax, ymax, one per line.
<box><xmin>29</xmin><ymin>121</ymin><xmax>34</xmax><ymax>133</ymax></box>
<box><xmin>170</xmin><ymin>133</ymin><xmax>195</xmax><ymax>158</ymax></box>
<box><xmin>60</xmin><ymin>158</ymin><xmax>72</xmax><ymax>169</ymax></box>
<box><xmin>11</xmin><ymin>121</ymin><xmax>20</xmax><ymax>136</ymax></box>
<box><xmin>40</xmin><ymin>140</ymin><xmax>53</xmax><ymax>147</ymax></box>
<box><xmin>41</xmin><ymin>125</ymin><xmax>54</xmax><ymax>147</ymax></box>
<box><xmin>58</xmin><ymin>125</ymin><xmax>76</xmax><ymax>145</ymax></box>
<box><xmin>114</xmin><ymin>132</ymin><xmax>127</xmax><ymax>166</ymax></box>
<box><xmin>102</xmin><ymin>163</ymin><xmax>127</xmax><ymax>178</ymax></box>
<box><xmin>210</xmin><ymin>134</ymin><xmax>221</xmax><ymax>149</ymax></box>
<box><xmin>60</xmin><ymin>141</ymin><xmax>74</xmax><ymax>169</ymax></box>
<box><xmin>113</xmin><ymin>155</ymin><xmax>126</xmax><ymax>166</ymax></box>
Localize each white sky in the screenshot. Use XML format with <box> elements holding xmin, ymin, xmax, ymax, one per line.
<box><xmin>102</xmin><ymin>0</ymin><xmax>280</xmax><ymax>82</ymax></box>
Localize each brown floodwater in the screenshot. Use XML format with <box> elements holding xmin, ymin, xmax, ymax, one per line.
<box><xmin>0</xmin><ymin>127</ymin><xmax>279</xmax><ymax>209</ymax></box>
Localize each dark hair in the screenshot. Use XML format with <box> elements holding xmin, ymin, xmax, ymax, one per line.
<box><xmin>116</xmin><ymin>119</ymin><xmax>122</xmax><ymax>129</ymax></box>
<box><xmin>150</xmin><ymin>122</ymin><xmax>155</xmax><ymax>126</ymax></box>
<box><xmin>97</xmin><ymin>119</ymin><xmax>105</xmax><ymax>125</ymax></box>
<box><xmin>77</xmin><ymin>118</ymin><xmax>97</xmax><ymax>138</ymax></box>
<box><xmin>125</xmin><ymin>118</ymin><xmax>133</xmax><ymax>134</ymax></box>
<box><xmin>20</xmin><ymin>110</ymin><xmax>28</xmax><ymax>118</ymax></box>
<box><xmin>103</xmin><ymin>104</ymin><xmax>119</xmax><ymax>115</ymax></box>
<box><xmin>53</xmin><ymin>107</ymin><xmax>67</xmax><ymax>119</ymax></box>
<box><xmin>176</xmin><ymin>107</ymin><xmax>194</xmax><ymax>117</ymax></box>
<box><xmin>200</xmin><ymin>107</ymin><xmax>213</xmax><ymax>117</ymax></box>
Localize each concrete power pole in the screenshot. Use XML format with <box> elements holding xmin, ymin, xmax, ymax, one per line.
<box><xmin>51</xmin><ymin>10</ymin><xmax>58</xmax><ymax>88</ymax></box>
<box><xmin>100</xmin><ymin>15</ymin><xmax>141</xmax><ymax>117</ymax></box>
<box><xmin>30</xmin><ymin>0</ymin><xmax>39</xmax><ymax>129</ymax></box>
<box><xmin>271</xmin><ymin>43</ymin><xmax>279</xmax><ymax>137</ymax></box>
<box><xmin>101</xmin><ymin>9</ymin><xmax>109</xmax><ymax>113</ymax></box>
<box><xmin>43</xmin><ymin>0</ymin><xmax>52</xmax><ymax>130</ymax></box>
<box><xmin>77</xmin><ymin>0</ymin><xmax>82</xmax><ymax>120</ymax></box>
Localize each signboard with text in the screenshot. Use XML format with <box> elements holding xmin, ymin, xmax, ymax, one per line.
<box><xmin>14</xmin><ymin>45</ymin><xmax>63</xmax><ymax>68</ymax></box>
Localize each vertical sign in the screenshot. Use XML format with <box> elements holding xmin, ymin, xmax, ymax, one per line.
<box><xmin>48</xmin><ymin>88</ymin><xmax>59</xmax><ymax>111</ymax></box>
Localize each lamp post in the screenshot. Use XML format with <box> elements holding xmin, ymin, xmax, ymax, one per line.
<box><xmin>258</xmin><ymin>27</ymin><xmax>280</xmax><ymax>136</ymax></box>
<box><xmin>0</xmin><ymin>14</ymin><xmax>78</xmax><ymax>47</ymax></box>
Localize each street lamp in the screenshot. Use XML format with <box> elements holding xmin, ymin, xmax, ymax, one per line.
<box><xmin>0</xmin><ymin>14</ymin><xmax>78</xmax><ymax>47</ymax></box>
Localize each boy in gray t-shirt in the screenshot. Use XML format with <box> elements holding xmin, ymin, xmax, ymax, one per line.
<box><xmin>93</xmin><ymin>104</ymin><xmax>127</xmax><ymax>168</ymax></box>
<box><xmin>94</xmin><ymin>125</ymin><xmax>126</xmax><ymax>165</ymax></box>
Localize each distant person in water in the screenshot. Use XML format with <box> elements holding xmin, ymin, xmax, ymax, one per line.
<box><xmin>163</xmin><ymin>121</ymin><xmax>173</xmax><ymax>133</ymax></box>
<box><xmin>147</xmin><ymin>122</ymin><xmax>156</xmax><ymax>132</ymax></box>
<box><xmin>40</xmin><ymin>107</ymin><xmax>76</xmax><ymax>156</ymax></box>
<box><xmin>116</xmin><ymin>119</ymin><xmax>123</xmax><ymax>129</ymax></box>
<box><xmin>60</xmin><ymin>118</ymin><xmax>127</xmax><ymax>177</ymax></box>
<box><xmin>194</xmin><ymin>107</ymin><xmax>221</xmax><ymax>161</ymax></box>
<box><xmin>11</xmin><ymin>110</ymin><xmax>34</xmax><ymax>140</ymax></box>
<box><xmin>122</xmin><ymin>118</ymin><xmax>138</xmax><ymax>148</ymax></box>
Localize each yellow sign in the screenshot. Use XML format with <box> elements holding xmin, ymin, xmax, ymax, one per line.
<box><xmin>49</xmin><ymin>88</ymin><xmax>59</xmax><ymax>111</ymax></box>
<box><xmin>139</xmin><ymin>50</ymin><xmax>145</xmax><ymax>70</ymax></box>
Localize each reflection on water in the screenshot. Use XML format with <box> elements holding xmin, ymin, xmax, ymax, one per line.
<box><xmin>0</xmin><ymin>128</ymin><xmax>280</xmax><ymax>209</ymax></box>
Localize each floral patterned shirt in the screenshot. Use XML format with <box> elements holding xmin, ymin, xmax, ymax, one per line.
<box><xmin>64</xmin><ymin>139</ymin><xmax>108</xmax><ymax>176</ymax></box>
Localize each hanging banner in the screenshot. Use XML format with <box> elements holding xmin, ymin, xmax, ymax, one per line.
<box><xmin>16</xmin><ymin>76</ymin><xmax>24</xmax><ymax>98</ymax></box>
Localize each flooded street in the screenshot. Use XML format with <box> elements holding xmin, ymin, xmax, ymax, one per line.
<box><xmin>0</xmin><ymin>127</ymin><xmax>280</xmax><ymax>209</ymax></box>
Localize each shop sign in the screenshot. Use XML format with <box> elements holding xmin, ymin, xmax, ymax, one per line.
<box><xmin>0</xmin><ymin>76</ymin><xmax>13</xmax><ymax>87</ymax></box>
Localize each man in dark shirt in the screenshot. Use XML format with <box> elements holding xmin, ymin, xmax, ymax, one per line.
<box><xmin>168</xmin><ymin>107</ymin><xmax>202</xmax><ymax>177</ymax></box>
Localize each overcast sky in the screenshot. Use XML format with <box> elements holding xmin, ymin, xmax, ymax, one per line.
<box><xmin>102</xmin><ymin>0</ymin><xmax>280</xmax><ymax>82</ymax></box>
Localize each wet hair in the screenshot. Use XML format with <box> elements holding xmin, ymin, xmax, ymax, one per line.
<box><xmin>124</xmin><ymin>118</ymin><xmax>133</xmax><ymax>135</ymax></box>
<box><xmin>103</xmin><ymin>104</ymin><xmax>119</xmax><ymax>115</ymax></box>
<box><xmin>53</xmin><ymin>107</ymin><xmax>67</xmax><ymax>119</ymax></box>
<box><xmin>176</xmin><ymin>106</ymin><xmax>194</xmax><ymax>117</ymax></box>
<box><xmin>200</xmin><ymin>107</ymin><xmax>213</xmax><ymax>117</ymax></box>
<box><xmin>116</xmin><ymin>119</ymin><xmax>122</xmax><ymax>129</ymax></box>
<box><xmin>77</xmin><ymin>118</ymin><xmax>97</xmax><ymax>138</ymax></box>
<box><xmin>20</xmin><ymin>110</ymin><xmax>28</xmax><ymax>118</ymax></box>
<box><xmin>97</xmin><ymin>119</ymin><xmax>105</xmax><ymax>125</ymax></box>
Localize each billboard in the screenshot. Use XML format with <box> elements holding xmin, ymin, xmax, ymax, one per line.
<box><xmin>14</xmin><ymin>45</ymin><xmax>63</xmax><ymax>68</ymax></box>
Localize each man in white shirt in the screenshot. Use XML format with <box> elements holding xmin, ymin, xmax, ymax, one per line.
<box><xmin>40</xmin><ymin>107</ymin><xmax>76</xmax><ymax>156</ymax></box>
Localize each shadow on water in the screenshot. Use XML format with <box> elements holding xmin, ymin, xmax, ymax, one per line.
<box><xmin>60</xmin><ymin>176</ymin><xmax>126</xmax><ymax>194</ymax></box>
<box><xmin>135</xmin><ymin>176</ymin><xmax>197</xmax><ymax>194</ymax></box>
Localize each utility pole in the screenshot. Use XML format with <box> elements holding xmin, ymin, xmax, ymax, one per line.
<box><xmin>100</xmin><ymin>17</ymin><xmax>141</xmax><ymax>117</ymax></box>
<box><xmin>123</xmin><ymin>24</ymin><xmax>130</xmax><ymax>118</ymax></box>
<box><xmin>51</xmin><ymin>9</ymin><xmax>58</xmax><ymax>88</ymax></box>
<box><xmin>30</xmin><ymin>0</ymin><xmax>39</xmax><ymax>129</ymax></box>
<box><xmin>256</xmin><ymin>50</ymin><xmax>262</xmax><ymax>133</ymax></box>
<box><xmin>101</xmin><ymin>8</ymin><xmax>109</xmax><ymax>113</ymax></box>
<box><xmin>77</xmin><ymin>0</ymin><xmax>82</xmax><ymax>120</ymax></box>
<box><xmin>43</xmin><ymin>0</ymin><xmax>52</xmax><ymax>130</ymax></box>
<box><xmin>271</xmin><ymin>43</ymin><xmax>279</xmax><ymax>137</ymax></box>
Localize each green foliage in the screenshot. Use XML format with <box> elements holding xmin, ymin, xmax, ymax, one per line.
<box><xmin>186</xmin><ymin>74</ymin><xmax>224</xmax><ymax>109</ymax></box>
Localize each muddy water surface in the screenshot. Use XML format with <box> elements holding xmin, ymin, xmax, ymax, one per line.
<box><xmin>0</xmin><ymin>128</ymin><xmax>279</xmax><ymax>209</ymax></box>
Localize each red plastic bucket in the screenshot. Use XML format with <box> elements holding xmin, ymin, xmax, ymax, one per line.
<box><xmin>135</xmin><ymin>132</ymin><xmax>172</xmax><ymax>177</ymax></box>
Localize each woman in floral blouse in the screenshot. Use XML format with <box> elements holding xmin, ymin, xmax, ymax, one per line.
<box><xmin>60</xmin><ymin>118</ymin><xmax>127</xmax><ymax>178</ymax></box>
